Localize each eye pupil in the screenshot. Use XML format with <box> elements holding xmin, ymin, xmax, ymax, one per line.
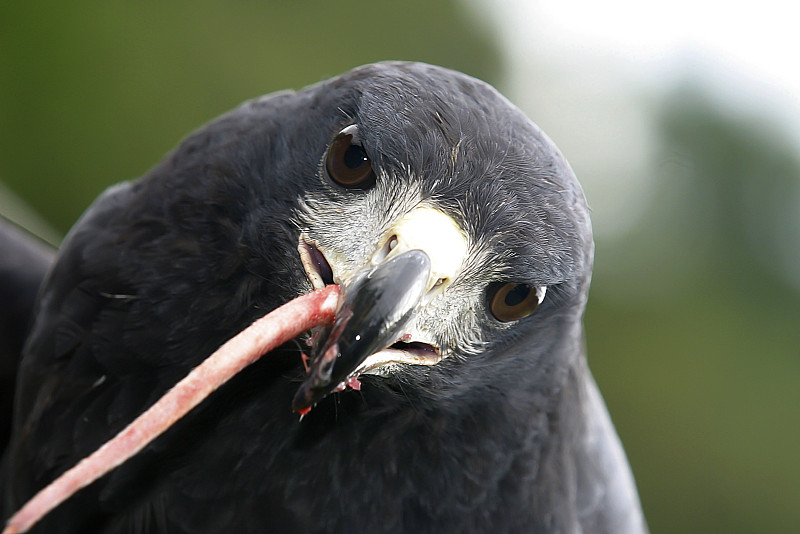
<box><xmin>326</xmin><ymin>126</ymin><xmax>376</xmax><ymax>189</ymax></box>
<box><xmin>504</xmin><ymin>284</ymin><xmax>530</xmax><ymax>307</ymax></box>
<box><xmin>344</xmin><ymin>144</ymin><xmax>368</xmax><ymax>169</ymax></box>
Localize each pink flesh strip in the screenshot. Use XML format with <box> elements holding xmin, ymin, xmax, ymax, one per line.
<box><xmin>3</xmin><ymin>285</ymin><xmax>340</xmax><ymax>534</ymax></box>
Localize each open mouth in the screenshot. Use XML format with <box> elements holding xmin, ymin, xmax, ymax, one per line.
<box><xmin>297</xmin><ymin>235</ymin><xmax>442</xmax><ymax>384</ymax></box>
<box><xmin>355</xmin><ymin>339</ymin><xmax>442</xmax><ymax>375</ymax></box>
<box><xmin>299</xmin><ymin>237</ymin><xmax>335</xmax><ymax>289</ymax></box>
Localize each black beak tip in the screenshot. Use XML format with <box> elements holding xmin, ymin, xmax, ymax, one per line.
<box><xmin>292</xmin><ymin>383</ymin><xmax>314</xmax><ymax>414</ymax></box>
<box><xmin>292</xmin><ymin>376</ymin><xmax>333</xmax><ymax>414</ymax></box>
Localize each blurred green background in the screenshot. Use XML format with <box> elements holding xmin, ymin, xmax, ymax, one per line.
<box><xmin>1</xmin><ymin>2</ymin><xmax>798</xmax><ymax>532</ymax></box>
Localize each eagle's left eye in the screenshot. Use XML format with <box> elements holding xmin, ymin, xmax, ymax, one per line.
<box><xmin>326</xmin><ymin>125</ymin><xmax>376</xmax><ymax>190</ymax></box>
<box><xmin>488</xmin><ymin>282</ymin><xmax>545</xmax><ymax>322</ymax></box>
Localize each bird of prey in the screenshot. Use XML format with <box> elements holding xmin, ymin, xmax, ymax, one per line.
<box><xmin>1</xmin><ymin>62</ymin><xmax>648</xmax><ymax>533</ymax></box>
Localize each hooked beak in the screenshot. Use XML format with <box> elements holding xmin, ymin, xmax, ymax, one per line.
<box><xmin>294</xmin><ymin>205</ymin><xmax>468</xmax><ymax>414</ymax></box>
<box><xmin>292</xmin><ymin>250</ymin><xmax>431</xmax><ymax>412</ymax></box>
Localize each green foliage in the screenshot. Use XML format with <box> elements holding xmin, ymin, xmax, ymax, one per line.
<box><xmin>588</xmin><ymin>87</ymin><xmax>800</xmax><ymax>533</ymax></box>
<box><xmin>0</xmin><ymin>0</ymin><xmax>499</xmax><ymax>233</ymax></box>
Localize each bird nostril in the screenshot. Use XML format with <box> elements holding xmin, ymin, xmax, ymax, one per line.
<box><xmin>423</xmin><ymin>277</ymin><xmax>448</xmax><ymax>303</ymax></box>
<box><xmin>373</xmin><ymin>234</ymin><xmax>399</xmax><ymax>264</ymax></box>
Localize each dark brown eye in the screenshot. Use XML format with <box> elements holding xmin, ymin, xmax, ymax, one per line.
<box><xmin>326</xmin><ymin>125</ymin><xmax>376</xmax><ymax>189</ymax></box>
<box><xmin>488</xmin><ymin>282</ymin><xmax>545</xmax><ymax>322</ymax></box>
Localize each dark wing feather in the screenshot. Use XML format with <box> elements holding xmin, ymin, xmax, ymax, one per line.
<box><xmin>1</xmin><ymin>89</ymin><xmax>311</xmax><ymax>532</ymax></box>
<box><xmin>573</xmin><ymin>360</ymin><xmax>649</xmax><ymax>534</ymax></box>
<box><xmin>0</xmin><ymin>218</ymin><xmax>55</xmax><ymax>455</ymax></box>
